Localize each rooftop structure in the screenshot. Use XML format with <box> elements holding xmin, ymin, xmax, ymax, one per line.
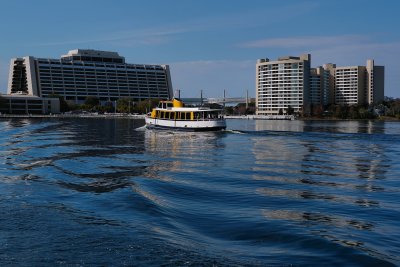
<box><xmin>61</xmin><ymin>49</ymin><xmax>125</xmax><ymax>64</ymax></box>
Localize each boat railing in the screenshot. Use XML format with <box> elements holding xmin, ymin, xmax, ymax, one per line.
<box><xmin>193</xmin><ymin>117</ymin><xmax>225</xmax><ymax>121</ymax></box>
<box><xmin>150</xmin><ymin>116</ymin><xmax>225</xmax><ymax>122</ymax></box>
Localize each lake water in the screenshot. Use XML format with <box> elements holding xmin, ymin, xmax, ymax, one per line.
<box><xmin>0</xmin><ymin>118</ymin><xmax>399</xmax><ymax>266</ymax></box>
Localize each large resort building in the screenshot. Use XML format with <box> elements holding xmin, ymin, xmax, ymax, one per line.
<box><xmin>6</xmin><ymin>49</ymin><xmax>173</xmax><ymax>107</ymax></box>
<box><xmin>256</xmin><ymin>54</ymin><xmax>384</xmax><ymax>115</ymax></box>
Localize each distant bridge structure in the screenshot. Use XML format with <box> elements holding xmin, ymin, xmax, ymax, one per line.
<box><xmin>181</xmin><ymin>97</ymin><xmax>255</xmax><ymax>105</ymax></box>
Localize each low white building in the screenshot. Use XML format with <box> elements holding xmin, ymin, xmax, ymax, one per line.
<box><xmin>0</xmin><ymin>94</ymin><xmax>60</xmax><ymax>114</ymax></box>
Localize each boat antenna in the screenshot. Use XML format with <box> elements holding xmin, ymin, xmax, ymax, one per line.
<box><xmin>246</xmin><ymin>89</ymin><xmax>249</xmax><ymax>110</ymax></box>
<box><xmin>223</xmin><ymin>89</ymin><xmax>226</xmax><ymax>108</ymax></box>
<box><xmin>174</xmin><ymin>89</ymin><xmax>181</xmax><ymax>99</ymax></box>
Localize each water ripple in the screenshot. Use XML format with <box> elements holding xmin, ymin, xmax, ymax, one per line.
<box><xmin>1</xmin><ymin>118</ymin><xmax>399</xmax><ymax>266</ymax></box>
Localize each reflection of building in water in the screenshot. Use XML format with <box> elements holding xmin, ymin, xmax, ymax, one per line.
<box><xmin>354</xmin><ymin>142</ymin><xmax>388</xmax><ymax>182</ymax></box>
<box><xmin>251</xmin><ymin>133</ymin><xmax>307</xmax><ymax>181</ymax></box>
<box><xmin>356</xmin><ymin>120</ymin><xmax>385</xmax><ymax>134</ymax></box>
<box><xmin>254</xmin><ymin>120</ymin><xmax>305</xmax><ymax>132</ymax></box>
<box><xmin>298</xmin><ymin>121</ymin><xmax>388</xmax><ymax>192</ymax></box>
<box><xmin>144</xmin><ymin>130</ymin><xmax>224</xmax><ymax>173</ymax></box>
<box><xmin>315</xmin><ymin>121</ymin><xmax>386</xmax><ymax>134</ymax></box>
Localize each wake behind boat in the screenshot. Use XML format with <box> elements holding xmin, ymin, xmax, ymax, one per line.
<box><xmin>145</xmin><ymin>98</ymin><xmax>226</xmax><ymax>131</ymax></box>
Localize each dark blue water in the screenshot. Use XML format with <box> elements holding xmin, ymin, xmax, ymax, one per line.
<box><xmin>1</xmin><ymin>118</ymin><xmax>399</xmax><ymax>266</ymax></box>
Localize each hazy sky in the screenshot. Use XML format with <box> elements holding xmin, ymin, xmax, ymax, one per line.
<box><xmin>0</xmin><ymin>0</ymin><xmax>399</xmax><ymax>98</ymax></box>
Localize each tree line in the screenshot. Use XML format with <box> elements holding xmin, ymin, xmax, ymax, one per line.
<box><xmin>61</xmin><ymin>96</ymin><xmax>161</xmax><ymax>114</ymax></box>
<box><xmin>35</xmin><ymin>95</ymin><xmax>160</xmax><ymax>114</ymax></box>
<box><xmin>306</xmin><ymin>97</ymin><xmax>400</xmax><ymax>119</ymax></box>
<box><xmin>222</xmin><ymin>97</ymin><xmax>400</xmax><ymax>119</ymax></box>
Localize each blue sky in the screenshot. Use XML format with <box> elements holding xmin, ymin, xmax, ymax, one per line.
<box><xmin>0</xmin><ymin>0</ymin><xmax>399</xmax><ymax>98</ymax></box>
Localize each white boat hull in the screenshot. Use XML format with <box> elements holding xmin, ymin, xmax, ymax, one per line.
<box><xmin>145</xmin><ymin>117</ymin><xmax>226</xmax><ymax>131</ymax></box>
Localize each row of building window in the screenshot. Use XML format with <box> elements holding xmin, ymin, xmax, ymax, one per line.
<box><xmin>37</xmin><ymin>61</ymin><xmax>164</xmax><ymax>70</ymax></box>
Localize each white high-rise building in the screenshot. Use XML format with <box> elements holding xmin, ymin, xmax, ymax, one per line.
<box><xmin>309</xmin><ymin>67</ymin><xmax>324</xmax><ymax>105</ymax></box>
<box><xmin>256</xmin><ymin>55</ymin><xmax>384</xmax><ymax>114</ymax></box>
<box><xmin>256</xmin><ymin>54</ymin><xmax>311</xmax><ymax>115</ymax></box>
<box><xmin>7</xmin><ymin>49</ymin><xmax>173</xmax><ymax>103</ymax></box>
<box><xmin>366</xmin><ymin>59</ymin><xmax>385</xmax><ymax>105</ymax></box>
<box><xmin>334</xmin><ymin>66</ymin><xmax>366</xmax><ymax>105</ymax></box>
<box><xmin>334</xmin><ymin>60</ymin><xmax>384</xmax><ymax>105</ymax></box>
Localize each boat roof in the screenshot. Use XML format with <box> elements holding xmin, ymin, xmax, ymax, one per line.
<box><xmin>154</xmin><ymin>107</ymin><xmax>223</xmax><ymax>112</ymax></box>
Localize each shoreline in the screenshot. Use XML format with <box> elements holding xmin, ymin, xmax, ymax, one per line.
<box><xmin>0</xmin><ymin>114</ymin><xmax>146</xmax><ymax>119</ymax></box>
<box><xmin>225</xmin><ymin>115</ymin><xmax>400</xmax><ymax>121</ymax></box>
<box><xmin>299</xmin><ymin>116</ymin><xmax>400</xmax><ymax>121</ymax></box>
<box><xmin>1</xmin><ymin>113</ymin><xmax>399</xmax><ymax>122</ymax></box>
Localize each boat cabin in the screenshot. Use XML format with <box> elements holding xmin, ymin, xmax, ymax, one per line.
<box><xmin>153</xmin><ymin>110</ymin><xmax>223</xmax><ymax>121</ymax></box>
<box><xmin>150</xmin><ymin>98</ymin><xmax>224</xmax><ymax>122</ymax></box>
<box><xmin>157</xmin><ymin>99</ymin><xmax>184</xmax><ymax>109</ymax></box>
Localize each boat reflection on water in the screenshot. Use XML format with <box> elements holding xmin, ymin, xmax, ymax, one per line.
<box><xmin>144</xmin><ymin>129</ymin><xmax>225</xmax><ymax>172</ymax></box>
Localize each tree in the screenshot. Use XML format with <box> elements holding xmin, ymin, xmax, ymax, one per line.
<box><xmin>224</xmin><ymin>106</ymin><xmax>234</xmax><ymax>115</ymax></box>
<box><xmin>286</xmin><ymin>106</ymin><xmax>294</xmax><ymax>115</ymax></box>
<box><xmin>84</xmin><ymin>96</ymin><xmax>100</xmax><ymax>108</ymax></box>
<box><xmin>313</xmin><ymin>104</ymin><xmax>324</xmax><ymax>118</ymax></box>
<box><xmin>205</xmin><ymin>103</ymin><xmax>223</xmax><ymax>109</ymax></box>
<box><xmin>133</xmin><ymin>99</ymin><xmax>160</xmax><ymax>114</ymax></box>
<box><xmin>349</xmin><ymin>105</ymin><xmax>359</xmax><ymax>119</ymax></box>
<box><xmin>246</xmin><ymin>107</ymin><xmax>255</xmax><ymax>115</ymax></box>
<box><xmin>386</xmin><ymin>98</ymin><xmax>400</xmax><ymax>117</ymax></box>
<box><xmin>116</xmin><ymin>97</ymin><xmax>135</xmax><ymax>113</ymax></box>
<box><xmin>235</xmin><ymin>104</ymin><xmax>247</xmax><ymax>115</ymax></box>
<box><xmin>48</xmin><ymin>94</ymin><xmax>70</xmax><ymax>112</ymax></box>
<box><xmin>102</xmin><ymin>101</ymin><xmax>114</xmax><ymax>113</ymax></box>
<box><xmin>278</xmin><ymin>108</ymin><xmax>283</xmax><ymax>115</ymax></box>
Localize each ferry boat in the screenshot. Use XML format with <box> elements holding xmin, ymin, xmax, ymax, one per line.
<box><xmin>145</xmin><ymin>98</ymin><xmax>226</xmax><ymax>131</ymax></box>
